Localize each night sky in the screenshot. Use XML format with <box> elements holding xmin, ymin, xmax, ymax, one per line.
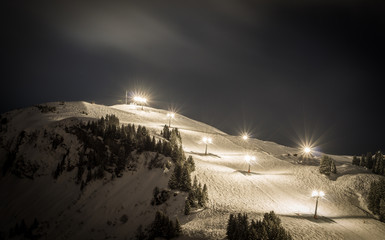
<box><xmin>3</xmin><ymin>0</ymin><xmax>385</xmax><ymax>155</ymax></box>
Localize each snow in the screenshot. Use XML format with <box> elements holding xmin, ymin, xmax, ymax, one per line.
<box><xmin>1</xmin><ymin>101</ymin><xmax>385</xmax><ymax>239</ymax></box>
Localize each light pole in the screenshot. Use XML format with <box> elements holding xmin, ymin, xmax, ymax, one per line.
<box><xmin>244</xmin><ymin>155</ymin><xmax>255</xmax><ymax>173</ymax></box>
<box><xmin>312</xmin><ymin>190</ymin><xmax>325</xmax><ymax>218</ymax></box>
<box><xmin>167</xmin><ymin>112</ymin><xmax>175</xmax><ymax>127</ymax></box>
<box><xmin>202</xmin><ymin>137</ymin><xmax>212</xmax><ymax>155</ymax></box>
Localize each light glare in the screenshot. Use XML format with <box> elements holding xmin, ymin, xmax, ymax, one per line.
<box><xmin>304</xmin><ymin>147</ymin><xmax>311</xmax><ymax>153</ymax></box>
<box><xmin>167</xmin><ymin>113</ymin><xmax>175</xmax><ymax>118</ymax></box>
<box><xmin>312</xmin><ymin>190</ymin><xmax>325</xmax><ymax>197</ymax></box>
<box><xmin>133</xmin><ymin>96</ymin><xmax>147</xmax><ymax>103</ymax></box>
<box><xmin>202</xmin><ymin>137</ymin><xmax>212</xmax><ymax>144</ymax></box>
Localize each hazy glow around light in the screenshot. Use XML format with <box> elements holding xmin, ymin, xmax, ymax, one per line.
<box><xmin>167</xmin><ymin>112</ymin><xmax>175</xmax><ymax>118</ymax></box>
<box><xmin>304</xmin><ymin>147</ymin><xmax>311</xmax><ymax>153</ymax></box>
<box><xmin>244</xmin><ymin>155</ymin><xmax>256</xmax><ymax>163</ymax></box>
<box><xmin>133</xmin><ymin>96</ymin><xmax>147</xmax><ymax>103</ymax></box>
<box><xmin>242</xmin><ymin>135</ymin><xmax>248</xmax><ymax>140</ymax></box>
<box><xmin>312</xmin><ymin>190</ymin><xmax>325</xmax><ymax>197</ymax></box>
<box><xmin>202</xmin><ymin>137</ymin><xmax>212</xmax><ymax>144</ymax></box>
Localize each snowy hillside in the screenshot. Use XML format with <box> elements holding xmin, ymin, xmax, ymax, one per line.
<box><xmin>1</xmin><ymin>101</ymin><xmax>385</xmax><ymax>240</ymax></box>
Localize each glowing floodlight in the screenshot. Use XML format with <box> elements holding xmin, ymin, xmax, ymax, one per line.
<box><xmin>202</xmin><ymin>137</ymin><xmax>212</xmax><ymax>155</ymax></box>
<box><xmin>133</xmin><ymin>96</ymin><xmax>147</xmax><ymax>103</ymax></box>
<box><xmin>242</xmin><ymin>134</ymin><xmax>248</xmax><ymax>140</ymax></box>
<box><xmin>312</xmin><ymin>190</ymin><xmax>325</xmax><ymax>218</ymax></box>
<box><xmin>167</xmin><ymin>112</ymin><xmax>175</xmax><ymax>127</ymax></box>
<box><xmin>244</xmin><ymin>155</ymin><xmax>255</xmax><ymax>173</ymax></box>
<box><xmin>304</xmin><ymin>147</ymin><xmax>311</xmax><ymax>154</ymax></box>
<box><xmin>133</xmin><ymin>96</ymin><xmax>147</xmax><ymax>110</ymax></box>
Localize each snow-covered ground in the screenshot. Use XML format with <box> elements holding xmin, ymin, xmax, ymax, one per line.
<box><xmin>1</xmin><ymin>101</ymin><xmax>384</xmax><ymax>239</ymax></box>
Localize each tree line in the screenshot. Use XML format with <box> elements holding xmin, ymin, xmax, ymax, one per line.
<box><xmin>54</xmin><ymin>115</ymin><xmax>185</xmax><ymax>189</ymax></box>
<box><xmin>368</xmin><ymin>178</ymin><xmax>385</xmax><ymax>222</ymax></box>
<box><xmin>352</xmin><ymin>151</ymin><xmax>385</xmax><ymax>176</ymax></box>
<box><xmin>226</xmin><ymin>211</ymin><xmax>292</xmax><ymax>240</ymax></box>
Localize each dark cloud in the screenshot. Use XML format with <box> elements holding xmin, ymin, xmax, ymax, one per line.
<box><xmin>3</xmin><ymin>0</ymin><xmax>385</xmax><ymax>154</ymax></box>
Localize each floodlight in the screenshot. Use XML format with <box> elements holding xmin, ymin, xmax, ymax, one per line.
<box><xmin>304</xmin><ymin>147</ymin><xmax>311</xmax><ymax>154</ymax></box>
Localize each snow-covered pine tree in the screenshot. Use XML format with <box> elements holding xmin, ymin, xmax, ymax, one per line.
<box><xmin>319</xmin><ymin>155</ymin><xmax>332</xmax><ymax>176</ymax></box>
<box><xmin>331</xmin><ymin>160</ymin><xmax>337</xmax><ymax>174</ymax></box>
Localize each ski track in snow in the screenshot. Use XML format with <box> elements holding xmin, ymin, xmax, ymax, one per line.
<box><xmin>1</xmin><ymin>101</ymin><xmax>385</xmax><ymax>239</ymax></box>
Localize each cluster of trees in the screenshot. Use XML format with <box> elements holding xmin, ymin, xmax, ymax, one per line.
<box><xmin>184</xmin><ymin>176</ymin><xmax>209</xmax><ymax>215</ymax></box>
<box><xmin>368</xmin><ymin>178</ymin><xmax>385</xmax><ymax>222</ymax></box>
<box><xmin>135</xmin><ymin>211</ymin><xmax>181</xmax><ymax>240</ymax></box>
<box><xmin>227</xmin><ymin>211</ymin><xmax>292</xmax><ymax>240</ymax></box>
<box><xmin>35</xmin><ymin>104</ymin><xmax>56</xmax><ymax>113</ymax></box>
<box><xmin>151</xmin><ymin>187</ymin><xmax>170</xmax><ymax>205</ymax></box>
<box><xmin>168</xmin><ymin>156</ymin><xmax>195</xmax><ymax>191</ymax></box>
<box><xmin>55</xmin><ymin>115</ymin><xmax>184</xmax><ymax>189</ymax></box>
<box><xmin>319</xmin><ymin>155</ymin><xmax>337</xmax><ymax>176</ymax></box>
<box><xmin>352</xmin><ymin>151</ymin><xmax>385</xmax><ymax>176</ymax></box>
<box><xmin>8</xmin><ymin>218</ymin><xmax>40</xmax><ymax>239</ymax></box>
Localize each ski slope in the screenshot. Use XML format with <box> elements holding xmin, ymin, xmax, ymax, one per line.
<box><xmin>1</xmin><ymin>101</ymin><xmax>384</xmax><ymax>239</ymax></box>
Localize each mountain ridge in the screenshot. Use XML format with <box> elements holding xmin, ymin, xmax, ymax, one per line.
<box><xmin>1</xmin><ymin>101</ymin><xmax>384</xmax><ymax>239</ymax></box>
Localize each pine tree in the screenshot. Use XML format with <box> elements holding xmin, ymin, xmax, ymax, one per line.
<box><xmin>180</xmin><ymin>166</ymin><xmax>192</xmax><ymax>191</ymax></box>
<box><xmin>366</xmin><ymin>152</ymin><xmax>374</xmax><ymax>169</ymax></box>
<box><xmin>360</xmin><ymin>154</ymin><xmax>366</xmax><ymax>167</ymax></box>
<box><xmin>184</xmin><ymin>200</ymin><xmax>191</xmax><ymax>215</ymax></box>
<box><xmin>187</xmin><ymin>190</ymin><xmax>197</xmax><ymax>208</ymax></box>
<box><xmin>331</xmin><ymin>160</ymin><xmax>337</xmax><ymax>174</ymax></box>
<box><xmin>175</xmin><ymin>218</ymin><xmax>182</xmax><ymax>236</ymax></box>
<box><xmin>162</xmin><ymin>125</ymin><xmax>171</xmax><ymax>140</ymax></box>
<box><xmin>352</xmin><ymin>155</ymin><xmax>359</xmax><ymax>165</ymax></box>
<box><xmin>319</xmin><ymin>155</ymin><xmax>332</xmax><ymax>176</ymax></box>
<box><xmin>193</xmin><ymin>176</ymin><xmax>198</xmax><ymax>191</ymax></box>
<box><xmin>201</xmin><ymin>184</ymin><xmax>209</xmax><ymax>207</ymax></box>
<box><xmin>380</xmin><ymin>199</ymin><xmax>385</xmax><ymax>222</ymax></box>
<box><xmin>168</xmin><ymin>164</ymin><xmax>182</xmax><ymax>189</ymax></box>
<box><xmin>373</xmin><ymin>151</ymin><xmax>384</xmax><ymax>175</ymax></box>
<box><xmin>186</xmin><ymin>155</ymin><xmax>195</xmax><ymax>172</ymax></box>
<box><xmin>227</xmin><ymin>214</ymin><xmax>236</xmax><ymax>240</ymax></box>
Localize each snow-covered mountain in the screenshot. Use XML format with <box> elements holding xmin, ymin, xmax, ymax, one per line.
<box><xmin>1</xmin><ymin>101</ymin><xmax>384</xmax><ymax>239</ymax></box>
